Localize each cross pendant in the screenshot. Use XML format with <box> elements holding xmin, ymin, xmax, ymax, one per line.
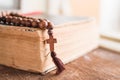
<box><xmin>46</xmin><ymin>35</ymin><xmax>57</xmax><ymax>52</ymax></box>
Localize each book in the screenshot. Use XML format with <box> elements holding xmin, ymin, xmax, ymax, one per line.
<box><xmin>0</xmin><ymin>15</ymin><xmax>99</xmax><ymax>73</ymax></box>
<box><xmin>100</xmin><ymin>38</ymin><xmax>120</xmax><ymax>53</ymax></box>
<box><xmin>100</xmin><ymin>30</ymin><xmax>120</xmax><ymax>53</ymax></box>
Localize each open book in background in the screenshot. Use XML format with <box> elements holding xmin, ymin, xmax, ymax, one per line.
<box><xmin>100</xmin><ymin>29</ymin><xmax>120</xmax><ymax>53</ymax></box>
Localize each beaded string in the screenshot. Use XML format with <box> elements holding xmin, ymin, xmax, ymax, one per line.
<box><xmin>0</xmin><ymin>12</ymin><xmax>65</xmax><ymax>74</ymax></box>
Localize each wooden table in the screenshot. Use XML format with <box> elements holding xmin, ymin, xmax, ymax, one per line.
<box><xmin>0</xmin><ymin>48</ymin><xmax>120</xmax><ymax>80</ymax></box>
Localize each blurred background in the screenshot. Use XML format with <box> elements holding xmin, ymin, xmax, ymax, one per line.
<box><xmin>0</xmin><ymin>0</ymin><xmax>120</xmax><ymax>52</ymax></box>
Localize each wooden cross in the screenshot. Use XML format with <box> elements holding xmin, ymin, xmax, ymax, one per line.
<box><xmin>46</xmin><ymin>35</ymin><xmax>57</xmax><ymax>52</ymax></box>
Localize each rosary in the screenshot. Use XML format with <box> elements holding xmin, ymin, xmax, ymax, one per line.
<box><xmin>0</xmin><ymin>12</ymin><xmax>65</xmax><ymax>74</ymax></box>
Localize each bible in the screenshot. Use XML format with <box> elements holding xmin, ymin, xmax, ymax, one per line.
<box><xmin>0</xmin><ymin>12</ymin><xmax>99</xmax><ymax>74</ymax></box>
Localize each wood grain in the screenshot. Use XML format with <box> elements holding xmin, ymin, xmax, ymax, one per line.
<box><xmin>0</xmin><ymin>48</ymin><xmax>120</xmax><ymax>80</ymax></box>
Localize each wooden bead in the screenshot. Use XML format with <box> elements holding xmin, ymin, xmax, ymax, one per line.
<box><xmin>1</xmin><ymin>16</ymin><xmax>6</xmax><ymax>24</ymax></box>
<box><xmin>38</xmin><ymin>18</ymin><xmax>42</xmax><ymax>21</ymax></box>
<box><xmin>9</xmin><ymin>12</ymin><xmax>25</xmax><ymax>18</ymax></box>
<box><xmin>15</xmin><ymin>17</ymin><xmax>22</xmax><ymax>26</ymax></box>
<box><xmin>31</xmin><ymin>19</ymin><xmax>39</xmax><ymax>28</ymax></box>
<box><xmin>48</xmin><ymin>29</ymin><xmax>53</xmax><ymax>35</ymax></box>
<box><xmin>43</xmin><ymin>19</ymin><xmax>53</xmax><ymax>30</ymax></box>
<box><xmin>0</xmin><ymin>16</ymin><xmax>2</xmax><ymax>23</ymax></box>
<box><xmin>9</xmin><ymin>12</ymin><xmax>19</xmax><ymax>17</ymax></box>
<box><xmin>11</xmin><ymin>16</ymin><xmax>17</xmax><ymax>25</ymax></box>
<box><xmin>21</xmin><ymin>18</ymin><xmax>27</xmax><ymax>26</ymax></box>
<box><xmin>25</xmin><ymin>19</ymin><xmax>32</xmax><ymax>27</ymax></box>
<box><xmin>6</xmin><ymin>16</ymin><xmax>12</xmax><ymax>24</ymax></box>
<box><xmin>9</xmin><ymin>12</ymin><xmax>15</xmax><ymax>16</ymax></box>
<box><xmin>47</xmin><ymin>22</ymin><xmax>53</xmax><ymax>30</ymax></box>
<box><xmin>38</xmin><ymin>20</ymin><xmax>48</xmax><ymax>30</ymax></box>
<box><xmin>26</xmin><ymin>17</ymin><xmax>33</xmax><ymax>19</ymax></box>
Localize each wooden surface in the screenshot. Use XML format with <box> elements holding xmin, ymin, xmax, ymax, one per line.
<box><xmin>0</xmin><ymin>48</ymin><xmax>120</xmax><ymax>80</ymax></box>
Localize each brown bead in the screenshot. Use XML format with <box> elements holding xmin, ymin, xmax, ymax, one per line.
<box><xmin>38</xmin><ymin>20</ymin><xmax>48</xmax><ymax>30</ymax></box>
<box><xmin>11</xmin><ymin>16</ymin><xmax>17</xmax><ymax>25</ymax></box>
<box><xmin>31</xmin><ymin>19</ymin><xmax>39</xmax><ymax>28</ymax></box>
<box><xmin>32</xmin><ymin>18</ymin><xmax>38</xmax><ymax>21</ymax></box>
<box><xmin>18</xmin><ymin>17</ymin><xmax>22</xmax><ymax>21</ymax></box>
<box><xmin>10</xmin><ymin>12</ymin><xmax>17</xmax><ymax>16</ymax></box>
<box><xmin>1</xmin><ymin>12</ymin><xmax>6</xmax><ymax>24</ymax></box>
<box><xmin>43</xmin><ymin>19</ymin><xmax>53</xmax><ymax>30</ymax></box>
<box><xmin>21</xmin><ymin>18</ymin><xmax>27</xmax><ymax>26</ymax></box>
<box><xmin>19</xmin><ymin>17</ymin><xmax>23</xmax><ymax>26</ymax></box>
<box><xmin>48</xmin><ymin>29</ymin><xmax>53</xmax><ymax>35</ymax></box>
<box><xmin>25</xmin><ymin>19</ymin><xmax>32</xmax><ymax>27</ymax></box>
<box><xmin>26</xmin><ymin>17</ymin><xmax>34</xmax><ymax>19</ymax></box>
<box><xmin>9</xmin><ymin>12</ymin><xmax>25</xmax><ymax>18</ymax></box>
<box><xmin>1</xmin><ymin>16</ymin><xmax>6</xmax><ymax>24</ymax></box>
<box><xmin>15</xmin><ymin>17</ymin><xmax>22</xmax><ymax>26</ymax></box>
<box><xmin>9</xmin><ymin>12</ymin><xmax>15</xmax><ymax>16</ymax></box>
<box><xmin>0</xmin><ymin>16</ymin><xmax>2</xmax><ymax>22</ymax></box>
<box><xmin>20</xmin><ymin>15</ymin><xmax>25</xmax><ymax>18</ymax></box>
<box><xmin>6</xmin><ymin>16</ymin><xmax>12</xmax><ymax>24</ymax></box>
<box><xmin>47</xmin><ymin>22</ymin><xmax>53</xmax><ymax>30</ymax></box>
<box><xmin>9</xmin><ymin>12</ymin><xmax>19</xmax><ymax>17</ymax></box>
<box><xmin>38</xmin><ymin>18</ymin><xmax>42</xmax><ymax>21</ymax></box>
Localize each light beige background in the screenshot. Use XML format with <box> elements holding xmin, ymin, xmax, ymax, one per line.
<box><xmin>70</xmin><ymin>0</ymin><xmax>100</xmax><ymax>23</ymax></box>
